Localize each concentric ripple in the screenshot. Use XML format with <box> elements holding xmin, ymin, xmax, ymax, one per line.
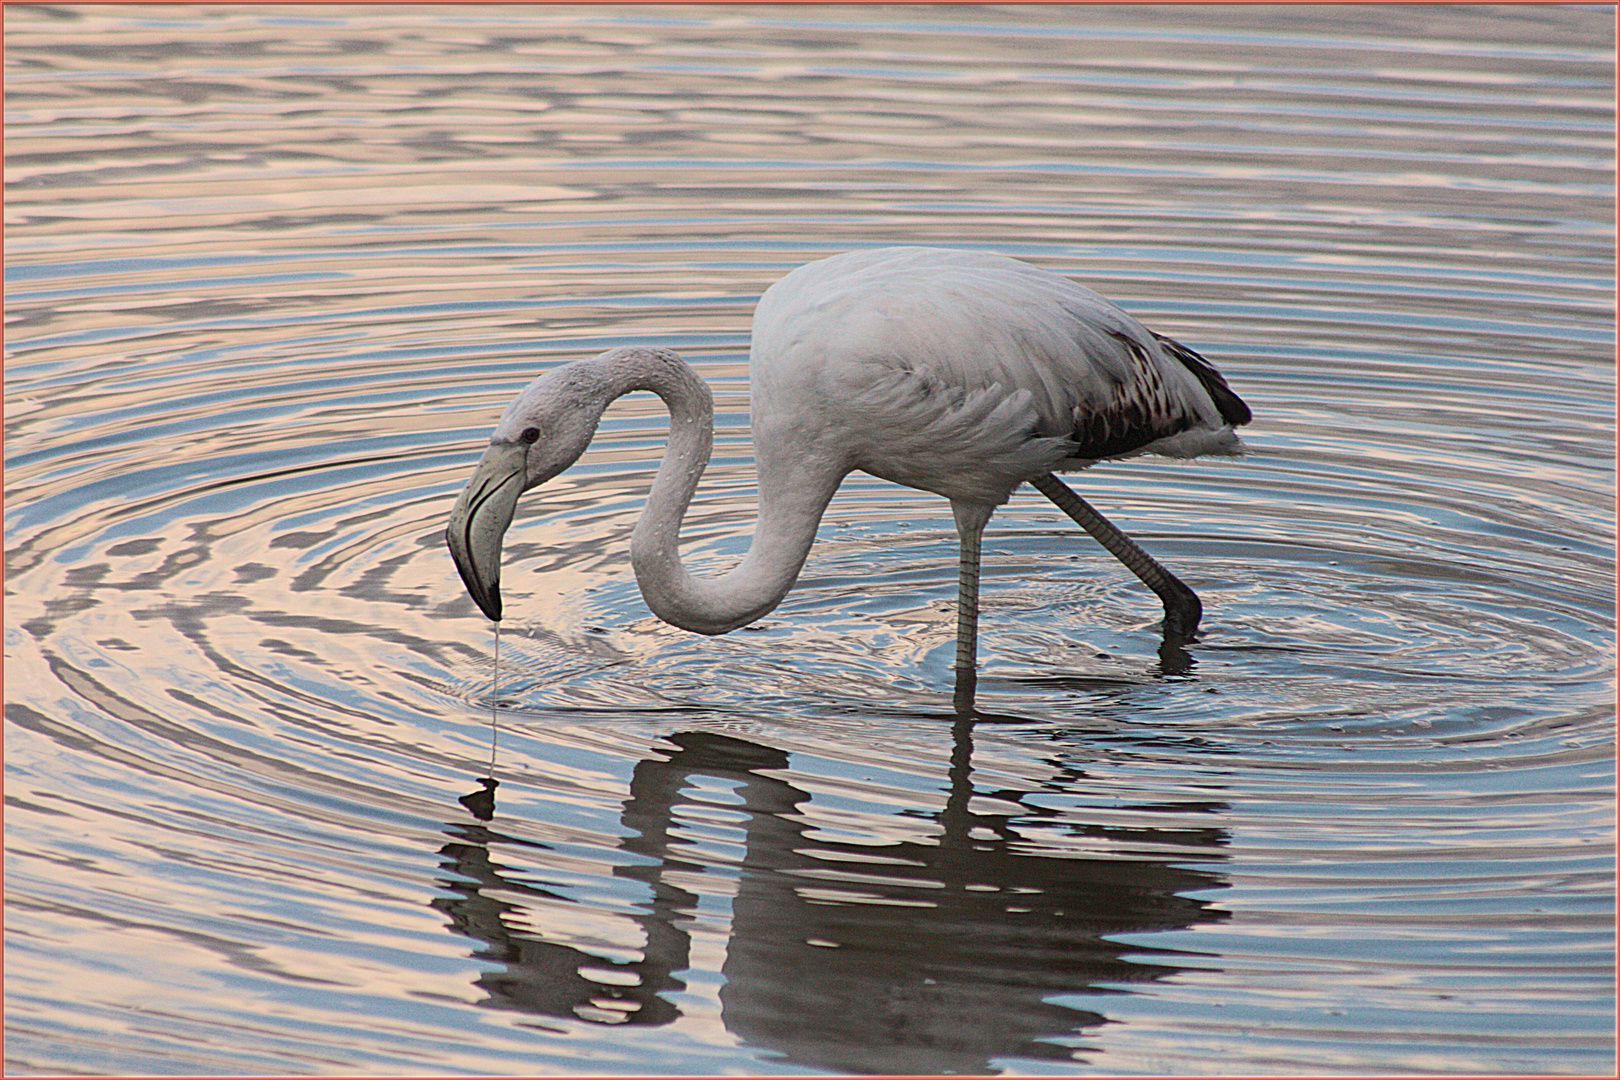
<box><xmin>5</xmin><ymin>4</ymin><xmax>1613</xmax><ymax>1075</ymax></box>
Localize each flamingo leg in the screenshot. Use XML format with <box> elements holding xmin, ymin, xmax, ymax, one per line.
<box><xmin>1029</xmin><ymin>472</ymin><xmax>1202</xmax><ymax>641</ymax></box>
<box><xmin>950</xmin><ymin>502</ymin><xmax>992</xmax><ymax>712</ymax></box>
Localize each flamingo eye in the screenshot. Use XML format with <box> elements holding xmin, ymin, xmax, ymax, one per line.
<box><xmin>520</xmin><ymin>427</ymin><xmax>540</xmax><ymax>444</ymax></box>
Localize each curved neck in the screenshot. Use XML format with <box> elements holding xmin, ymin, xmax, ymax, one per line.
<box><xmin>599</xmin><ymin>349</ymin><xmax>839</xmax><ymax>635</ymax></box>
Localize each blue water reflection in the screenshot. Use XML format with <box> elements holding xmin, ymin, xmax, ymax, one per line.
<box><xmin>5</xmin><ymin>2</ymin><xmax>1611</xmax><ymax>1075</ymax></box>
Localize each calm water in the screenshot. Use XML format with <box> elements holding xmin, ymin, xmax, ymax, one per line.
<box><xmin>4</xmin><ymin>4</ymin><xmax>1614</xmax><ymax>1075</ymax></box>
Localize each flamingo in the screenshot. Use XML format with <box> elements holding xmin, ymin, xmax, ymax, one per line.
<box><xmin>447</xmin><ymin>246</ymin><xmax>1250</xmax><ymax>706</ymax></box>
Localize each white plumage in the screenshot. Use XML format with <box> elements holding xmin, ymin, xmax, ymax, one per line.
<box><xmin>447</xmin><ymin>246</ymin><xmax>1250</xmax><ymax>707</ymax></box>
<box><xmin>750</xmin><ymin>247</ymin><xmax>1245</xmax><ymax>503</ymax></box>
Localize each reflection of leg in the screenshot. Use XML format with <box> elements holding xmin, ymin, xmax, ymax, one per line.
<box><xmin>952</xmin><ymin>662</ymin><xmax>977</xmax><ymax>715</ymax></box>
<box><xmin>1029</xmin><ymin>472</ymin><xmax>1202</xmax><ymax>641</ymax></box>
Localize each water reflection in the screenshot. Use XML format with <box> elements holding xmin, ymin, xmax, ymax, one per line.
<box><xmin>437</xmin><ymin>764</ymin><xmax>690</xmax><ymax>1028</ymax></box>
<box><xmin>437</xmin><ymin>726</ymin><xmax>1229</xmax><ymax>1072</ymax></box>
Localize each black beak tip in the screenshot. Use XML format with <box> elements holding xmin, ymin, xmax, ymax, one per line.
<box><xmin>448</xmin><ymin>533</ymin><xmax>504</xmax><ymax>622</ymax></box>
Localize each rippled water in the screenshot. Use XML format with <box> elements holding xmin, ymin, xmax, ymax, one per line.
<box><xmin>5</xmin><ymin>4</ymin><xmax>1614</xmax><ymax>1075</ymax></box>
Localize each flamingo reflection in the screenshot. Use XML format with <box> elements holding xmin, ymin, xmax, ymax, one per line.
<box><xmin>435</xmin><ymin>727</ymin><xmax>1229</xmax><ymax>1070</ymax></box>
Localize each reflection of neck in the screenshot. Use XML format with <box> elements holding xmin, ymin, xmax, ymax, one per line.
<box><xmin>437</xmin><ymin>809</ymin><xmax>691</xmax><ymax>1026</ymax></box>
<box><xmin>617</xmin><ymin>733</ymin><xmax>801</xmax><ymax>1000</ymax></box>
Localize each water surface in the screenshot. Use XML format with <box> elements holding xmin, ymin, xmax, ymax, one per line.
<box><xmin>5</xmin><ymin>4</ymin><xmax>1614</xmax><ymax>1075</ymax></box>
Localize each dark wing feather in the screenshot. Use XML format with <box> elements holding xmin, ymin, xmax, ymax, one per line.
<box><xmin>1152</xmin><ymin>332</ymin><xmax>1252</xmax><ymax>427</ymax></box>
<box><xmin>1067</xmin><ymin>332</ymin><xmax>1250</xmax><ymax>460</ymax></box>
<box><xmin>1067</xmin><ymin>333</ymin><xmax>1251</xmax><ymax>461</ymax></box>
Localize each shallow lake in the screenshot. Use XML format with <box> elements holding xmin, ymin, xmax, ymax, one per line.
<box><xmin>4</xmin><ymin>3</ymin><xmax>1614</xmax><ymax>1074</ymax></box>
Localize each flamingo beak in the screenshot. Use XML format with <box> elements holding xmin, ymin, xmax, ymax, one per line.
<box><xmin>446</xmin><ymin>441</ymin><xmax>528</xmax><ymax>622</ymax></box>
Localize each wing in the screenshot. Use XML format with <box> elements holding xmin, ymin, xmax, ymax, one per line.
<box><xmin>752</xmin><ymin>247</ymin><xmax>1250</xmax><ymax>467</ymax></box>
